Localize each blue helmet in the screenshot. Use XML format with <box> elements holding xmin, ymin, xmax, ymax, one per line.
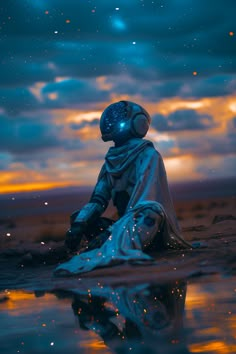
<box><xmin>100</xmin><ymin>101</ymin><xmax>151</xmax><ymax>143</ymax></box>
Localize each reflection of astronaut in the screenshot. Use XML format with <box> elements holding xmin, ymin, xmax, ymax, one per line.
<box><xmin>71</xmin><ymin>281</ymin><xmax>189</xmax><ymax>353</ymax></box>
<box><xmin>55</xmin><ymin>101</ymin><xmax>189</xmax><ymax>276</ymax></box>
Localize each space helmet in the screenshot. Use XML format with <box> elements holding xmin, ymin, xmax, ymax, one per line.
<box><xmin>100</xmin><ymin>101</ymin><xmax>151</xmax><ymax>143</ymax></box>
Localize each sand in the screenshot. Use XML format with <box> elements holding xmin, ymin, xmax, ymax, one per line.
<box><xmin>0</xmin><ymin>193</ymin><xmax>235</xmax><ymax>292</ymax></box>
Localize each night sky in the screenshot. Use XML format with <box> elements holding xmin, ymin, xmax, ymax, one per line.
<box><xmin>0</xmin><ymin>0</ymin><xmax>236</xmax><ymax>193</ymax></box>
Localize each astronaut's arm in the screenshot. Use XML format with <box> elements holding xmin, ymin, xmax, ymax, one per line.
<box><xmin>65</xmin><ymin>166</ymin><xmax>111</xmax><ymax>251</ymax></box>
<box><xmin>72</xmin><ymin>164</ymin><xmax>111</xmax><ymax>226</ymax></box>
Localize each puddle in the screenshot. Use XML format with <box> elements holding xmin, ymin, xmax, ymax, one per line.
<box><xmin>0</xmin><ymin>277</ymin><xmax>235</xmax><ymax>353</ymax></box>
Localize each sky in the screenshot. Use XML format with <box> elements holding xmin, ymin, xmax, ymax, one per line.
<box><xmin>0</xmin><ymin>0</ymin><xmax>236</xmax><ymax>193</ymax></box>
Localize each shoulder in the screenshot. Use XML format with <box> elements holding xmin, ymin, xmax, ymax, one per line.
<box><xmin>142</xmin><ymin>140</ymin><xmax>163</xmax><ymax>160</ymax></box>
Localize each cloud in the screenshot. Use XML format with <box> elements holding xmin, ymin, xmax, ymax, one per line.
<box><xmin>196</xmin><ymin>154</ymin><xmax>236</xmax><ymax>179</ymax></box>
<box><xmin>0</xmin><ymin>57</ymin><xmax>56</xmax><ymax>88</ymax></box>
<box><xmin>0</xmin><ymin>0</ymin><xmax>236</xmax><ymax>189</ymax></box>
<box><xmin>0</xmin><ymin>87</ymin><xmax>40</xmax><ymax>114</ymax></box>
<box><xmin>1</xmin><ymin>0</ymin><xmax>235</xmax><ymax>91</ymax></box>
<box><xmin>179</xmin><ymin>75</ymin><xmax>236</xmax><ymax>98</ymax></box>
<box><xmin>176</xmin><ymin>130</ymin><xmax>236</xmax><ymax>157</ymax></box>
<box><xmin>0</xmin><ymin>152</ymin><xmax>13</xmax><ymax>170</ymax></box>
<box><xmin>152</xmin><ymin>110</ymin><xmax>215</xmax><ymax>131</ymax></box>
<box><xmin>42</xmin><ymin>79</ymin><xmax>110</xmax><ymax>108</ymax></box>
<box><xmin>70</xmin><ymin>118</ymin><xmax>99</xmax><ymax>131</ymax></box>
<box><xmin>0</xmin><ymin>114</ymin><xmax>63</xmax><ymax>154</ymax></box>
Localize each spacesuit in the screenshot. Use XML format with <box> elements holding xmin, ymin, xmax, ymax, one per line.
<box><xmin>55</xmin><ymin>101</ymin><xmax>190</xmax><ymax>276</ymax></box>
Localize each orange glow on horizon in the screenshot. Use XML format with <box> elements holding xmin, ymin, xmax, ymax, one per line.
<box><xmin>189</xmin><ymin>341</ymin><xmax>236</xmax><ymax>353</ymax></box>
<box><xmin>1</xmin><ymin>93</ymin><xmax>235</xmax><ymax>194</ymax></box>
<box><xmin>0</xmin><ymin>181</ymin><xmax>75</xmax><ymax>194</ymax></box>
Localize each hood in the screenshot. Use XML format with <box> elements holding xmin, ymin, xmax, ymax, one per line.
<box><xmin>105</xmin><ymin>138</ymin><xmax>153</xmax><ymax>176</ymax></box>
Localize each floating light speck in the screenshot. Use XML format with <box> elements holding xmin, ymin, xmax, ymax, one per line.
<box><xmin>6</xmin><ymin>233</ymin><xmax>11</xmax><ymax>237</ymax></box>
<box><xmin>44</xmin><ymin>202</ymin><xmax>48</xmax><ymax>205</ymax></box>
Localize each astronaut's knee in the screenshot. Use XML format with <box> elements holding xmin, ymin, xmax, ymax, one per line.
<box><xmin>143</xmin><ymin>216</ymin><xmax>155</xmax><ymax>226</ymax></box>
<box><xmin>139</xmin><ymin>205</ymin><xmax>164</xmax><ymax>230</ymax></box>
<box><xmin>132</xmin><ymin>206</ymin><xmax>164</xmax><ymax>250</ymax></box>
<box><xmin>143</xmin><ymin>212</ymin><xmax>163</xmax><ymax>229</ymax></box>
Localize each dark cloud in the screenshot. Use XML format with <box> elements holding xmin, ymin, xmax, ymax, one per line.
<box><xmin>0</xmin><ymin>0</ymin><xmax>235</xmax><ymax>91</ymax></box>
<box><xmin>152</xmin><ymin>110</ymin><xmax>215</xmax><ymax>131</ymax></box>
<box><xmin>42</xmin><ymin>79</ymin><xmax>110</xmax><ymax>108</ymax></box>
<box><xmin>0</xmin><ymin>152</ymin><xmax>12</xmax><ymax>170</ymax></box>
<box><xmin>0</xmin><ymin>87</ymin><xmax>39</xmax><ymax>114</ymax></box>
<box><xmin>108</xmin><ymin>74</ymin><xmax>236</xmax><ymax>100</ymax></box>
<box><xmin>0</xmin><ymin>114</ymin><xmax>63</xmax><ymax>153</ymax></box>
<box><xmin>176</xmin><ymin>131</ymin><xmax>236</xmax><ymax>157</ymax></box>
<box><xmin>0</xmin><ymin>56</ymin><xmax>56</xmax><ymax>88</ymax></box>
<box><xmin>179</xmin><ymin>75</ymin><xmax>236</xmax><ymax>98</ymax></box>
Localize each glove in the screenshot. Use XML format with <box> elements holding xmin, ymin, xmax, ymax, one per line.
<box><xmin>80</xmin><ymin>229</ymin><xmax>110</xmax><ymax>253</ymax></box>
<box><xmin>64</xmin><ymin>222</ymin><xmax>86</xmax><ymax>252</ymax></box>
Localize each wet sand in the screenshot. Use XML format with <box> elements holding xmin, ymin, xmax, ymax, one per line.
<box><xmin>0</xmin><ymin>194</ymin><xmax>235</xmax><ymax>291</ymax></box>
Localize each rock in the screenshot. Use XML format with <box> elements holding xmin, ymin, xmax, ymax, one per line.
<box><xmin>183</xmin><ymin>225</ymin><xmax>208</xmax><ymax>232</ymax></box>
<box><xmin>212</xmin><ymin>215</ymin><xmax>236</xmax><ymax>224</ymax></box>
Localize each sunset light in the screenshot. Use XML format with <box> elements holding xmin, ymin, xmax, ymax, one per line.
<box><xmin>0</xmin><ymin>1</ymin><xmax>235</xmax><ymax>194</ymax></box>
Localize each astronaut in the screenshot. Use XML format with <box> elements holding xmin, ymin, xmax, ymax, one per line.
<box><xmin>55</xmin><ymin>101</ymin><xmax>190</xmax><ymax>276</ymax></box>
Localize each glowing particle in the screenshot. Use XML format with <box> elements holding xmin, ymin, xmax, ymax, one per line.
<box><xmin>192</xmin><ymin>71</ymin><xmax>198</xmax><ymax>76</ymax></box>
<box><xmin>132</xmin><ymin>41</ymin><xmax>136</xmax><ymax>45</ymax></box>
<box><xmin>66</xmin><ymin>19</ymin><xmax>71</xmax><ymax>23</ymax></box>
<box><xmin>6</xmin><ymin>233</ymin><xmax>11</xmax><ymax>237</ymax></box>
<box><xmin>54</xmin><ymin>31</ymin><xmax>58</xmax><ymax>34</ymax></box>
<box><xmin>229</xmin><ymin>31</ymin><xmax>234</xmax><ymax>36</ymax></box>
<box><xmin>50</xmin><ymin>342</ymin><xmax>54</xmax><ymax>346</ymax></box>
<box><xmin>115</xmin><ymin>7</ymin><xmax>120</xmax><ymax>10</ymax></box>
<box><xmin>44</xmin><ymin>202</ymin><xmax>48</xmax><ymax>205</ymax></box>
<box><xmin>91</xmin><ymin>9</ymin><xmax>96</xmax><ymax>13</ymax></box>
<box><xmin>42</xmin><ymin>323</ymin><xmax>46</xmax><ymax>327</ymax></box>
<box><xmin>41</xmin><ymin>242</ymin><xmax>45</xmax><ymax>245</ymax></box>
<box><xmin>12</xmin><ymin>197</ymin><xmax>15</xmax><ymax>200</ymax></box>
<box><xmin>45</xmin><ymin>10</ymin><xmax>49</xmax><ymax>15</ymax></box>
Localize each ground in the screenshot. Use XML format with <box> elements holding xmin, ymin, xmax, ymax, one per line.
<box><xmin>0</xmin><ymin>193</ymin><xmax>235</xmax><ymax>291</ymax></box>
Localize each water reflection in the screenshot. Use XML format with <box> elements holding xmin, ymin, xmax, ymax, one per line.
<box><xmin>1</xmin><ymin>278</ymin><xmax>236</xmax><ymax>353</ymax></box>
<box><xmin>53</xmin><ymin>280</ymin><xmax>188</xmax><ymax>353</ymax></box>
